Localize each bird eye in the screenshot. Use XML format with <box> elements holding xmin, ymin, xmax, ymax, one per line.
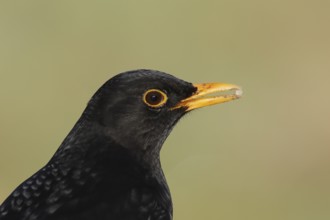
<box><xmin>143</xmin><ymin>89</ymin><xmax>168</xmax><ymax>108</ymax></box>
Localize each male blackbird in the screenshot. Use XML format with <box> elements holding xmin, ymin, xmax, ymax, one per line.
<box><xmin>0</xmin><ymin>69</ymin><xmax>242</xmax><ymax>220</ymax></box>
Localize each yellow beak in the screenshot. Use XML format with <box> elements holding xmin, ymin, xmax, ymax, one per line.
<box><xmin>172</xmin><ymin>83</ymin><xmax>242</xmax><ymax>111</ymax></box>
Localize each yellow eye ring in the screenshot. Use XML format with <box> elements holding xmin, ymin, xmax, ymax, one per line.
<box><xmin>143</xmin><ymin>89</ymin><xmax>168</xmax><ymax>108</ymax></box>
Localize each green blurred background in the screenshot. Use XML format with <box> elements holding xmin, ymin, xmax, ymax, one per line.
<box><xmin>1</xmin><ymin>1</ymin><xmax>330</xmax><ymax>219</ymax></box>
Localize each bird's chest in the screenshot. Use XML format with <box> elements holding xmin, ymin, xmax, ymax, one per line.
<box><xmin>43</xmin><ymin>167</ymin><xmax>173</xmax><ymax>220</ymax></box>
<box><xmin>107</xmin><ymin>187</ymin><xmax>171</xmax><ymax>220</ymax></box>
<box><xmin>46</xmin><ymin>185</ymin><xmax>172</xmax><ymax>220</ymax></box>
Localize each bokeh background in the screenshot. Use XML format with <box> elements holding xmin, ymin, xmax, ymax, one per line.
<box><xmin>1</xmin><ymin>1</ymin><xmax>330</xmax><ymax>219</ymax></box>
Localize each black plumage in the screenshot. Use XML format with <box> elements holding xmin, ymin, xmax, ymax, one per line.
<box><xmin>0</xmin><ymin>69</ymin><xmax>241</xmax><ymax>220</ymax></box>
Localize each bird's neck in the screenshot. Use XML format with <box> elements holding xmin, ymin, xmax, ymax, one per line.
<box><xmin>54</xmin><ymin>115</ymin><xmax>165</xmax><ymax>174</ymax></box>
<box><xmin>50</xmin><ymin>115</ymin><xmax>172</xmax><ymax>213</ymax></box>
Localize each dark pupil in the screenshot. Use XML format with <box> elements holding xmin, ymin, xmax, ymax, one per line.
<box><xmin>146</xmin><ymin>91</ymin><xmax>163</xmax><ymax>105</ymax></box>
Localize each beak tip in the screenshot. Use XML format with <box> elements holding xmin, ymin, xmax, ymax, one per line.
<box><xmin>235</xmin><ymin>88</ymin><xmax>243</xmax><ymax>98</ymax></box>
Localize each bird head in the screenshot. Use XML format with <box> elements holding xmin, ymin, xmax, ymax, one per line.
<box><xmin>84</xmin><ymin>69</ymin><xmax>242</xmax><ymax>156</ymax></box>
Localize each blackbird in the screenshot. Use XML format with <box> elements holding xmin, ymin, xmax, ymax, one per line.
<box><xmin>0</xmin><ymin>69</ymin><xmax>242</xmax><ymax>220</ymax></box>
